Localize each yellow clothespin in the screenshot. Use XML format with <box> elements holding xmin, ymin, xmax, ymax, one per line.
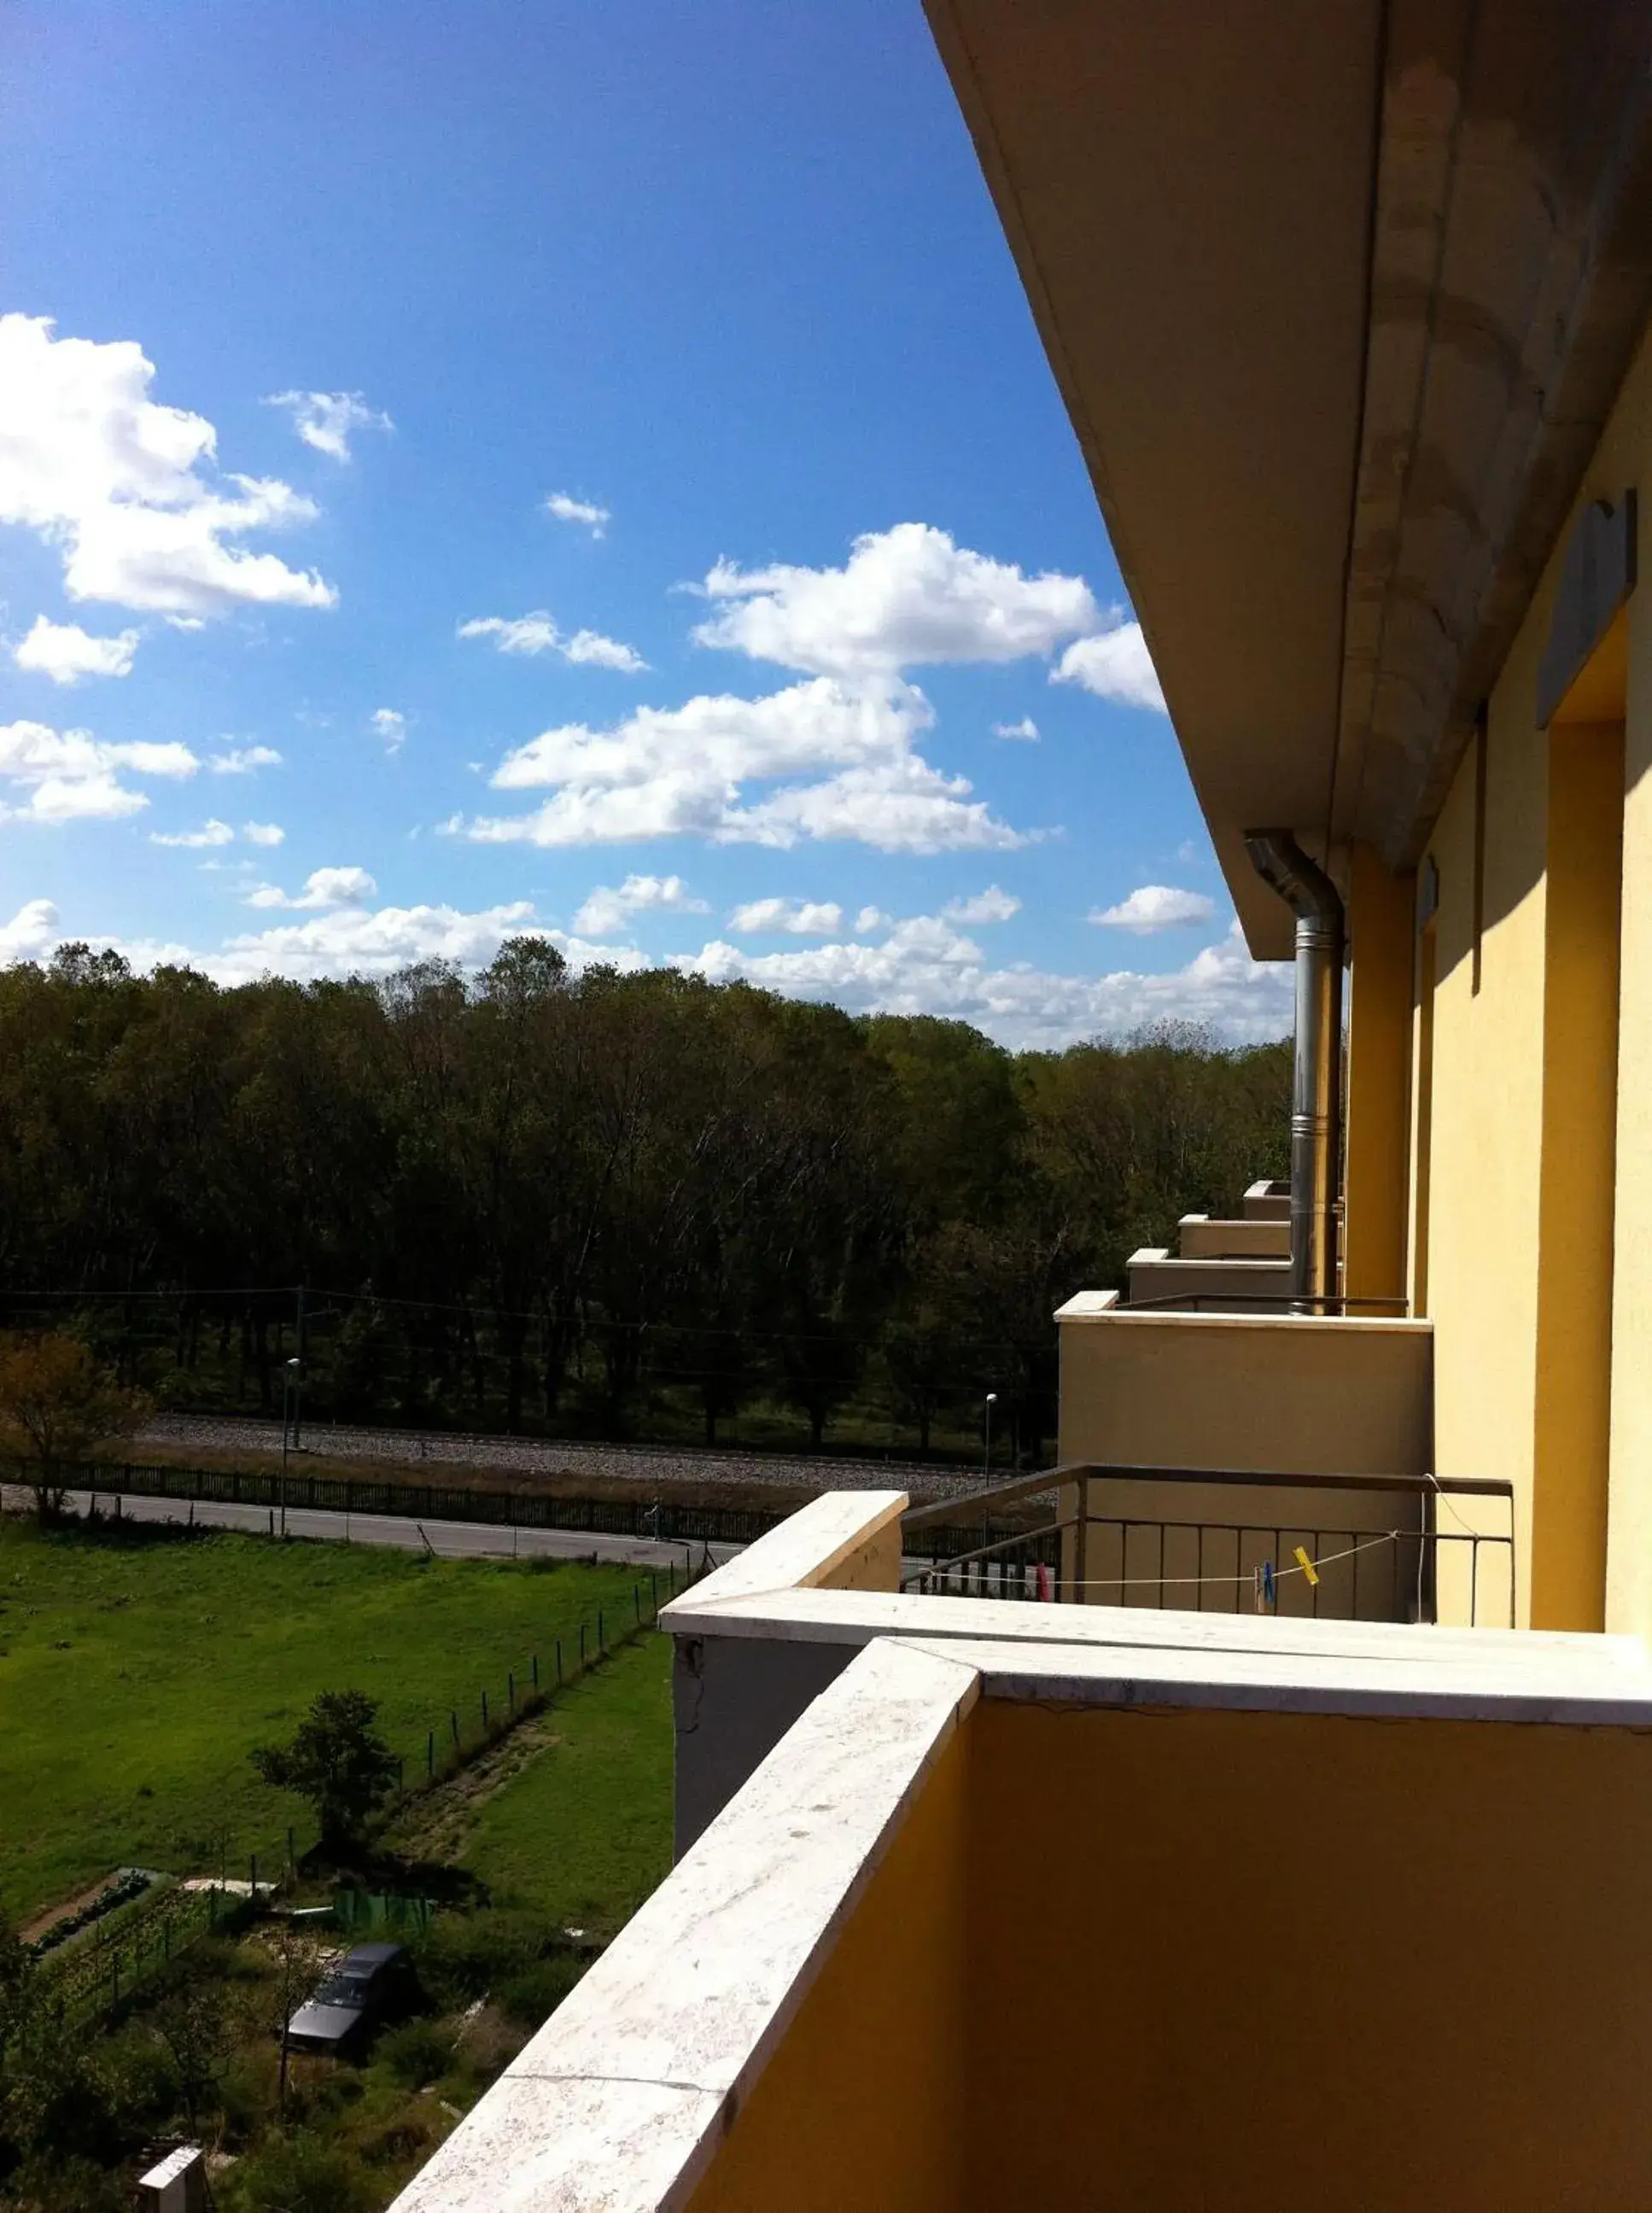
<box><xmin>1293</xmin><ymin>1544</ymin><xmax>1320</xmax><ymax>1588</ymax></box>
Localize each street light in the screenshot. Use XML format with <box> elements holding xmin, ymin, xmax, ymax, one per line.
<box><xmin>984</xmin><ymin>1392</ymin><xmax>998</xmax><ymax>1481</ymax></box>
<box><xmin>280</xmin><ymin>1358</ymin><xmax>301</xmax><ymax>1538</ymax></box>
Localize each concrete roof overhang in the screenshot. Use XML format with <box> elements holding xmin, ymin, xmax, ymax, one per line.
<box><xmin>925</xmin><ymin>0</ymin><xmax>1652</xmax><ymax>954</ymax></box>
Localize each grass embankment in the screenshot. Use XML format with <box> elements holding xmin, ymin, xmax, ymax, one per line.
<box><xmin>453</xmin><ymin>1633</ymin><xmax>673</xmax><ymax>1931</ymax></box>
<box><xmin>0</xmin><ymin>1517</ymin><xmax>663</xmax><ymax>1921</ymax></box>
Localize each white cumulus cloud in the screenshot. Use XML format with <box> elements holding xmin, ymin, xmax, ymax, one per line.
<box><xmin>992</xmin><ymin>715</ymin><xmax>1040</xmax><ymax>741</ymax></box>
<box><xmin>943</xmin><ymin>885</ymin><xmax>1020</xmax><ymax>925</ymax></box>
<box><xmin>0</xmin><ymin>719</ymin><xmax>196</xmax><ymax>822</ymax></box>
<box><xmin>458</xmin><ymin>613</ymin><xmax>646</xmax><ymax>673</ymax></box>
<box><xmin>727</xmin><ymin>896</ymin><xmax>844</xmax><ymax>937</ymax></box>
<box><xmin>371</xmin><ymin>708</ymin><xmax>406</xmax><ymax>753</ymax></box>
<box><xmin>545</xmin><ymin>493</ymin><xmax>610</xmax><ymax>536</ymax></box>
<box><xmin>265</xmin><ymin>389</ymin><xmax>393</xmax><ymax>462</ymax></box>
<box><xmin>1053</xmin><ymin>617</ymin><xmax>1166</xmax><ymax>711</ymax></box>
<box><xmin>247</xmin><ymin>865</ymin><xmax>377</xmax><ymax>911</ymax></box>
<box><xmin>1090</xmin><ymin>885</ymin><xmax>1216</xmax><ymax>934</ymax></box>
<box><xmin>0</xmin><ymin>898</ymin><xmax>60</xmax><ymax>959</ymax></box>
<box><xmin>676</xmin><ymin>912</ymin><xmax>1291</xmax><ymax>1051</ymax></box>
<box><xmin>208</xmin><ymin>744</ymin><xmax>282</xmax><ymax>774</ymax></box>
<box><xmin>0</xmin><ymin>315</ymin><xmax>337</xmax><ymax>617</ymax></box>
<box><xmin>149</xmin><ymin>818</ymin><xmax>234</xmax><ymax>849</ymax></box>
<box><xmin>460</xmin><ymin>678</ymin><xmax>1023</xmax><ymax>855</ymax></box>
<box><xmin>693</xmin><ymin>523</ymin><xmax>1098</xmax><ymax>679</ymax></box>
<box><xmin>242</xmin><ymin>820</ymin><xmax>284</xmax><ymax>846</ymax></box>
<box><xmin>13</xmin><ymin>616</ymin><xmax>140</xmax><ymax>684</ymax></box>
<box><xmin>571</xmin><ymin>873</ymin><xmax>709</xmax><ymax>937</ymax></box>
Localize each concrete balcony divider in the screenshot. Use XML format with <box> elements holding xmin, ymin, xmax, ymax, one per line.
<box><xmin>1242</xmin><ymin>1177</ymin><xmax>1291</xmax><ymax>1221</ymax></box>
<box><xmin>1126</xmin><ymin>1247</ymin><xmax>1293</xmax><ymax>1311</ymax></box>
<box><xmin>1054</xmin><ymin>1300</ymin><xmax>1445</xmax><ymax>1620</ymax></box>
<box><xmin>1176</xmin><ymin>1212</ymin><xmax>1291</xmax><ymax>1259</ymax></box>
<box><xmin>389</xmin><ymin>1614</ymin><xmax>1652</xmax><ymax>2213</ymax></box>
<box><xmin>666</xmin><ymin>1491</ymin><xmax>908</xmax><ymax>1852</ymax></box>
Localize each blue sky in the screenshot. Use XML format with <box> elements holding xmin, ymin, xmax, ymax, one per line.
<box><xmin>0</xmin><ymin>0</ymin><xmax>1290</xmax><ymax>1048</ymax></box>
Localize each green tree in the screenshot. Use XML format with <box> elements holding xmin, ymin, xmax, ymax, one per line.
<box><xmin>251</xmin><ymin>1690</ymin><xmax>399</xmax><ymax>1853</ymax></box>
<box><xmin>0</xmin><ymin>1334</ymin><xmax>151</xmax><ymax>1522</ymax></box>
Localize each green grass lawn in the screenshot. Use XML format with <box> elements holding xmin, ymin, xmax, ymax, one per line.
<box><xmin>457</xmin><ymin>1632</ymin><xmax>673</xmax><ymax>1935</ymax></box>
<box><xmin>0</xmin><ymin>1515</ymin><xmax>670</xmax><ymax>1921</ymax></box>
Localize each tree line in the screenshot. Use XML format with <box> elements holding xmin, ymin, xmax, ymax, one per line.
<box><xmin>0</xmin><ymin>939</ymin><xmax>1290</xmax><ymax>1465</ymax></box>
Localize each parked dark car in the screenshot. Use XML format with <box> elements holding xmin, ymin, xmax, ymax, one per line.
<box><xmin>284</xmin><ymin>1941</ymin><xmax>413</xmax><ymax>2055</ymax></box>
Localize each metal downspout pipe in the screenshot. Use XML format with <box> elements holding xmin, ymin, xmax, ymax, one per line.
<box><xmin>1243</xmin><ymin>832</ymin><xmax>1345</xmax><ymax>1314</ymax></box>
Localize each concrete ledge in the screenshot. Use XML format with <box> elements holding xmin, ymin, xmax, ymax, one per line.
<box><xmin>663</xmin><ymin>1572</ymin><xmax>1650</xmax><ymax>1685</ymax></box>
<box><xmin>388</xmin><ymin>1638</ymin><xmax>978</xmax><ymax>2213</ymax></box>
<box><xmin>663</xmin><ymin>1487</ymin><xmax>907</xmax><ymax>1614</ymax></box>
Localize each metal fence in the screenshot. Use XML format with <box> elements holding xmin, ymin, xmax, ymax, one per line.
<box><xmin>10</xmin><ymin>1457</ymin><xmax>789</xmax><ymax>1550</ymax></box>
<box><xmin>901</xmin><ymin>1461</ymin><xmax>1517</xmax><ymax>1626</ymax></box>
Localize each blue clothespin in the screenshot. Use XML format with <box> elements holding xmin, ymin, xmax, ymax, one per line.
<box><xmin>1261</xmin><ymin>1559</ymin><xmax>1276</xmax><ymax>1609</ymax></box>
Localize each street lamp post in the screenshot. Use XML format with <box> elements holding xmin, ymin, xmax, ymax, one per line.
<box><xmin>280</xmin><ymin>1357</ymin><xmax>300</xmax><ymax>1538</ymax></box>
<box><xmin>984</xmin><ymin>1392</ymin><xmax>998</xmax><ymax>1481</ymax></box>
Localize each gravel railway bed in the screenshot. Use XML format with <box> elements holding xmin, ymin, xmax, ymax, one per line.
<box><xmin>138</xmin><ymin>1413</ymin><xmax>986</xmax><ymax>1503</ymax></box>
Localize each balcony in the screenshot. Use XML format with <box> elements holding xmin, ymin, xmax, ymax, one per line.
<box><xmin>390</xmin><ymin>1491</ymin><xmax>1652</xmax><ymax>2212</ymax></box>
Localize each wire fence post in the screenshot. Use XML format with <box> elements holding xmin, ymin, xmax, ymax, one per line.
<box><xmin>531</xmin><ymin>1653</ymin><xmax>540</xmax><ymax>1690</ymax></box>
<box><xmin>427</xmin><ymin>1731</ymin><xmax>435</xmax><ymax>1780</ymax></box>
<box><xmin>481</xmin><ymin>1689</ymin><xmax>488</xmax><ymax>1731</ymax></box>
<box><xmin>598</xmin><ymin>1609</ymin><xmax>605</xmax><ymax>1655</ymax></box>
<box><xmin>450</xmin><ymin>1710</ymin><xmax>459</xmax><ymax>1753</ymax></box>
<box><xmin>508</xmin><ymin>1670</ymin><xmax>516</xmax><ymax>1712</ymax></box>
<box><xmin>555</xmin><ymin>1638</ymin><xmax>563</xmax><ymax>1685</ymax></box>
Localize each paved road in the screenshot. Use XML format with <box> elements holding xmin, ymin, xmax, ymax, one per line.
<box><xmin>2</xmin><ymin>1484</ymin><xmax>742</xmax><ymax>1575</ymax></box>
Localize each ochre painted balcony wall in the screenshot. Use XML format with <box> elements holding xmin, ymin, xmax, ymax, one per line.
<box><xmin>683</xmin><ymin>1726</ymin><xmax>969</xmax><ymax>2213</ymax></box>
<box><xmin>1057</xmin><ymin>1308</ymin><xmax>1432</xmax><ymax>1478</ymax></box>
<box><xmin>962</xmin><ymin>1698</ymin><xmax>1652</xmax><ymax>2210</ymax></box>
<box><xmin>1175</xmin><ymin>1214</ymin><xmax>1291</xmax><ymax>1260</ymax></box>
<box><xmin>1414</xmin><ymin>324</ymin><xmax>1650</xmax><ymax>1633</ymax></box>
<box><xmin>1343</xmin><ymin>843</ymin><xmax>1414</xmax><ymax>1314</ymax></box>
<box><xmin>682</xmin><ymin>1676</ymin><xmax>1652</xmax><ymax>2211</ymax></box>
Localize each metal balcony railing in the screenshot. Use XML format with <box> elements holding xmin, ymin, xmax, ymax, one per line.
<box><xmin>901</xmin><ymin>1463</ymin><xmax>1516</xmax><ymax>1627</ymax></box>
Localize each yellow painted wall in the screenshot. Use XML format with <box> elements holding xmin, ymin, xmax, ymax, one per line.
<box><xmin>683</xmin><ymin>1726</ymin><xmax>970</xmax><ymax>2213</ymax></box>
<box><xmin>1530</xmin><ymin>721</ymin><xmax>1623</xmax><ymax>1630</ymax></box>
<box><xmin>1606</xmin><ymin>357</ymin><xmax>1652</xmax><ymax>1638</ymax></box>
<box><xmin>1415</xmin><ymin>328</ymin><xmax>1651</xmax><ymax>1632</ymax></box>
<box><xmin>1059</xmin><ymin>1311</ymin><xmax>1433</xmax><ymax>1475</ymax></box>
<box><xmin>1343</xmin><ymin>843</ymin><xmax>1414</xmax><ymax>1311</ymax></box>
<box><xmin>1420</xmin><ymin>660</ymin><xmax>1547</xmax><ymax>1626</ymax></box>
<box><xmin>966</xmin><ymin>1698</ymin><xmax>1652</xmax><ymax>2210</ymax></box>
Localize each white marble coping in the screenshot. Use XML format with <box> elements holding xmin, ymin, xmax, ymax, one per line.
<box><xmin>676</xmin><ymin>1486</ymin><xmax>907</xmax><ymax>1608</ymax></box>
<box><xmin>662</xmin><ymin>1577</ymin><xmax>1652</xmax><ymax>1694</ymax></box>
<box><xmin>1053</xmin><ymin>1298</ymin><xmax>1432</xmax><ymax>1334</ymax></box>
<box><xmin>900</xmin><ymin>1632</ymin><xmax>1652</xmax><ymax>1730</ymax></box>
<box><xmin>1128</xmin><ymin>1247</ymin><xmax>1290</xmax><ymax>1271</ymax></box>
<box><xmin>388</xmin><ymin>1638</ymin><xmax>978</xmax><ymax>2213</ymax></box>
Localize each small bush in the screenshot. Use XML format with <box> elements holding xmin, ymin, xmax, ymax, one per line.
<box><xmin>219</xmin><ymin>2049</ymin><xmax>277</xmax><ymax>2146</ymax></box>
<box><xmin>373</xmin><ymin>2016</ymin><xmax>452</xmax><ymax>2089</ymax></box>
<box><xmin>225</xmin><ymin>2130</ymin><xmax>377</xmax><ymax>2213</ymax></box>
<box><xmin>498</xmin><ymin>1952</ymin><xmax>585</xmax><ymax>2029</ymax></box>
<box><xmin>96</xmin><ymin>2024</ymin><xmax>180</xmax><ymax>2131</ymax></box>
<box><xmin>9</xmin><ymin>2151</ymin><xmax>130</xmax><ymax>2213</ymax></box>
<box><xmin>414</xmin><ymin>1909</ymin><xmax>555</xmax><ymax>2006</ymax></box>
